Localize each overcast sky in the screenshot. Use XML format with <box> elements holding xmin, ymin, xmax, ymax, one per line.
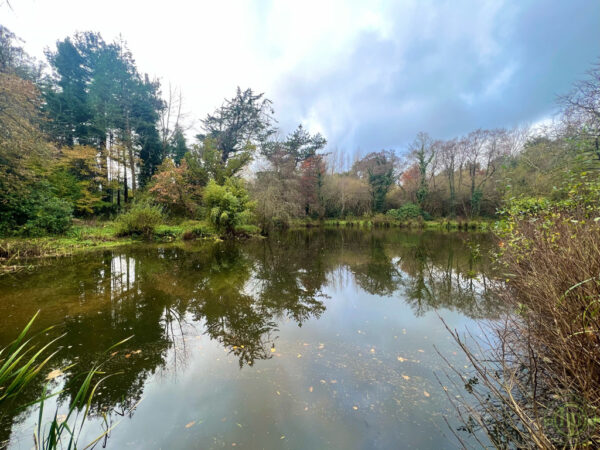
<box><xmin>3</xmin><ymin>0</ymin><xmax>600</xmax><ymax>155</ymax></box>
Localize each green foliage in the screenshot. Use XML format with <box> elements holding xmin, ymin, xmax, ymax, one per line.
<box><xmin>21</xmin><ymin>194</ymin><xmax>73</xmax><ymax>236</ymax></box>
<box><xmin>0</xmin><ymin>178</ymin><xmax>73</xmax><ymax>237</ymax></box>
<box><xmin>386</xmin><ymin>203</ymin><xmax>423</xmax><ymax>221</ymax></box>
<box><xmin>0</xmin><ymin>311</ymin><xmax>59</xmax><ymax>403</ymax></box>
<box><xmin>234</xmin><ymin>224</ymin><xmax>261</xmax><ymax>235</ymax></box>
<box><xmin>204</xmin><ymin>178</ymin><xmax>254</xmax><ymax>234</ymax></box>
<box><xmin>199</xmin><ymin>87</ymin><xmax>275</xmax><ymax>163</ymax></box>
<box><xmin>187</xmin><ymin>137</ymin><xmax>252</xmax><ymax>186</ymax></box>
<box><xmin>115</xmin><ymin>201</ymin><xmax>164</xmax><ymax>237</ymax></box>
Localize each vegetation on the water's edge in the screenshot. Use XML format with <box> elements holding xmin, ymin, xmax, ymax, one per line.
<box><xmin>290</xmin><ymin>217</ymin><xmax>491</xmax><ymax>231</ymax></box>
<box><xmin>0</xmin><ymin>312</ymin><xmax>131</xmax><ymax>449</ymax></box>
<box><xmin>3</xmin><ymin>20</ymin><xmax>600</xmax><ymax>449</ymax></box>
<box><xmin>0</xmin><ymin>25</ymin><xmax>592</xmax><ymax>247</ymax></box>
<box><xmin>0</xmin><ymin>218</ymin><xmax>256</xmax><ymax>266</ymax></box>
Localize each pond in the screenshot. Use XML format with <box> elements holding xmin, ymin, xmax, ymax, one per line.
<box><xmin>0</xmin><ymin>229</ymin><xmax>502</xmax><ymax>449</ymax></box>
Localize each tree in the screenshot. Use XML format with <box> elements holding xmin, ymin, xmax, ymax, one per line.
<box><xmin>148</xmin><ymin>158</ymin><xmax>198</xmax><ymax>216</ymax></box>
<box><xmin>299</xmin><ymin>155</ymin><xmax>326</xmax><ymax>218</ymax></box>
<box><xmin>322</xmin><ymin>175</ymin><xmax>371</xmax><ymax>218</ymax></box>
<box><xmin>199</xmin><ymin>87</ymin><xmax>276</xmax><ymax>164</ymax></box>
<box><xmin>560</xmin><ymin>61</ymin><xmax>600</xmax><ymax>165</ymax></box>
<box><xmin>409</xmin><ymin>132</ymin><xmax>435</xmax><ymax>208</ymax></box>
<box><xmin>262</xmin><ymin>124</ymin><xmax>327</xmax><ymax>167</ymax></box>
<box><xmin>168</xmin><ymin>126</ymin><xmax>188</xmax><ymax>165</ymax></box>
<box><xmin>49</xmin><ymin>145</ymin><xmax>106</xmax><ymax>215</ymax></box>
<box><xmin>437</xmin><ymin>139</ymin><xmax>459</xmax><ymax>217</ymax></box>
<box><xmin>44</xmin><ymin>33</ymin><xmax>164</xmax><ymax>203</ymax></box>
<box><xmin>353</xmin><ymin>150</ymin><xmax>399</xmax><ymax>213</ymax></box>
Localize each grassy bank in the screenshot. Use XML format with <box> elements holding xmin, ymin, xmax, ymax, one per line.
<box><xmin>0</xmin><ymin>219</ymin><xmax>261</xmax><ymax>272</ymax></box>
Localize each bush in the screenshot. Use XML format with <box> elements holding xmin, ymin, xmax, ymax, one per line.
<box><xmin>386</xmin><ymin>203</ymin><xmax>423</xmax><ymax>221</ymax></box>
<box><xmin>115</xmin><ymin>202</ymin><xmax>164</xmax><ymax>238</ymax></box>
<box><xmin>22</xmin><ymin>195</ymin><xmax>73</xmax><ymax>236</ymax></box>
<box><xmin>204</xmin><ymin>178</ymin><xmax>254</xmax><ymax>234</ymax></box>
<box><xmin>452</xmin><ymin>181</ymin><xmax>600</xmax><ymax>448</ymax></box>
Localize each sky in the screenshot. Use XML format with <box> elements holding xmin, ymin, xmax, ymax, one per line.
<box><xmin>3</xmin><ymin>0</ymin><xmax>600</xmax><ymax>156</ymax></box>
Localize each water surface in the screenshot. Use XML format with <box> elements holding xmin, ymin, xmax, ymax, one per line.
<box><xmin>0</xmin><ymin>229</ymin><xmax>500</xmax><ymax>449</ymax></box>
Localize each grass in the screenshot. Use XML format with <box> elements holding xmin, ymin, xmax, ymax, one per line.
<box><xmin>0</xmin><ymin>218</ymin><xmax>261</xmax><ymax>271</ymax></box>
<box><xmin>0</xmin><ymin>311</ymin><xmax>61</xmax><ymax>403</ymax></box>
<box><xmin>1</xmin><ymin>311</ymin><xmax>132</xmax><ymax>449</ymax></box>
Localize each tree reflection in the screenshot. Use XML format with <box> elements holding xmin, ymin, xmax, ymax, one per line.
<box><xmin>0</xmin><ymin>229</ymin><xmax>502</xmax><ymax>447</ymax></box>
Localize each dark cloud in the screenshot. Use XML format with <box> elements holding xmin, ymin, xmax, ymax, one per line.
<box><xmin>272</xmin><ymin>0</ymin><xmax>600</xmax><ymax>154</ymax></box>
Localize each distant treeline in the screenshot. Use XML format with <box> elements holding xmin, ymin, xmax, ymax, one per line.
<box><xmin>1</xmin><ymin>25</ymin><xmax>598</xmax><ymax>236</ymax></box>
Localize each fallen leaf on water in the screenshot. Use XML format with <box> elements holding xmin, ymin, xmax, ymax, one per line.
<box><xmin>297</xmin><ymin>353</ymin><xmax>302</xmax><ymax>358</ymax></box>
<box><xmin>280</xmin><ymin>435</ymin><xmax>285</xmax><ymax>440</ymax></box>
<box><xmin>303</xmin><ymin>343</ymin><xmax>309</xmax><ymax>346</ymax></box>
<box><xmin>110</xmin><ymin>351</ymin><xmax>118</xmax><ymax>357</ymax></box>
<box><xmin>352</xmin><ymin>406</ymin><xmax>358</xmax><ymax>410</ymax></box>
<box><xmin>309</xmin><ymin>386</ymin><xmax>313</xmax><ymax>392</ymax></box>
<box><xmin>276</xmin><ymin>391</ymin><xmax>281</xmax><ymax>395</ymax></box>
<box><xmin>132</xmin><ymin>350</ymin><xmax>142</xmax><ymax>355</ymax></box>
<box><xmin>418</xmin><ymin>349</ymin><xmax>425</xmax><ymax>353</ymax></box>
<box><xmin>423</xmin><ymin>390</ymin><xmax>430</xmax><ymax>397</ymax></box>
<box><xmin>185</xmin><ymin>421</ymin><xmax>195</xmax><ymax>428</ymax></box>
<box><xmin>232</xmin><ymin>443</ymin><xmax>237</xmax><ymax>447</ymax></box>
<box><xmin>320</xmin><ymin>379</ymin><xmax>326</xmax><ymax>384</ymax></box>
<box><xmin>236</xmin><ymin>423</ymin><xmax>243</xmax><ymax>428</ymax></box>
<box><xmin>402</xmin><ymin>375</ymin><xmax>410</xmax><ymax>381</ymax></box>
<box><xmin>124</xmin><ymin>354</ymin><xmax>131</xmax><ymax>358</ymax></box>
<box><xmin>46</xmin><ymin>369</ymin><xmax>64</xmax><ymax>381</ymax></box>
<box><xmin>397</xmin><ymin>356</ymin><xmax>407</xmax><ymax>362</ymax></box>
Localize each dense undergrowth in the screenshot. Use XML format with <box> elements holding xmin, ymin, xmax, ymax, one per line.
<box><xmin>448</xmin><ymin>178</ymin><xmax>600</xmax><ymax>448</ymax></box>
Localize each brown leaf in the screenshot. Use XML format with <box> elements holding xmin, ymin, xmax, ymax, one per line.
<box><xmin>46</xmin><ymin>369</ymin><xmax>64</xmax><ymax>381</ymax></box>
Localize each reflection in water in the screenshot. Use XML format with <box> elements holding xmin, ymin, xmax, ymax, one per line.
<box><xmin>0</xmin><ymin>229</ymin><xmax>501</xmax><ymax>449</ymax></box>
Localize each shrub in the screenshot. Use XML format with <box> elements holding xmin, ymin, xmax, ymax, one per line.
<box><xmin>204</xmin><ymin>178</ymin><xmax>254</xmax><ymax>234</ymax></box>
<box><xmin>386</xmin><ymin>203</ymin><xmax>423</xmax><ymax>221</ymax></box>
<box><xmin>451</xmin><ymin>181</ymin><xmax>600</xmax><ymax>448</ymax></box>
<box><xmin>22</xmin><ymin>195</ymin><xmax>73</xmax><ymax>236</ymax></box>
<box><xmin>115</xmin><ymin>202</ymin><xmax>164</xmax><ymax>238</ymax></box>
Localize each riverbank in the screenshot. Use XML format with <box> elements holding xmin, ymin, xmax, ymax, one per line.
<box><xmin>290</xmin><ymin>217</ymin><xmax>493</xmax><ymax>231</ymax></box>
<box><xmin>0</xmin><ymin>220</ymin><xmax>262</xmax><ymax>273</ymax></box>
<box><xmin>0</xmin><ymin>217</ymin><xmax>490</xmax><ymax>273</ymax></box>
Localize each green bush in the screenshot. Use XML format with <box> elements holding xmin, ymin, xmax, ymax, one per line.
<box><xmin>386</xmin><ymin>203</ymin><xmax>423</xmax><ymax>221</ymax></box>
<box><xmin>115</xmin><ymin>202</ymin><xmax>164</xmax><ymax>237</ymax></box>
<box><xmin>204</xmin><ymin>178</ymin><xmax>254</xmax><ymax>234</ymax></box>
<box><xmin>22</xmin><ymin>195</ymin><xmax>73</xmax><ymax>236</ymax></box>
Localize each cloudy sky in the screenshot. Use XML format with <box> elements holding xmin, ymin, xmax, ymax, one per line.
<box><xmin>3</xmin><ymin>0</ymin><xmax>600</xmax><ymax>155</ymax></box>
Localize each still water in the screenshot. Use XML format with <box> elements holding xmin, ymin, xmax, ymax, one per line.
<box><xmin>0</xmin><ymin>229</ymin><xmax>501</xmax><ymax>449</ymax></box>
